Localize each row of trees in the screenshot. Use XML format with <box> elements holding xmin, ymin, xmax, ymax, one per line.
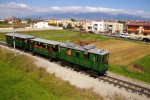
<box><xmin>58</xmin><ymin>23</ymin><xmax>83</xmax><ymax>29</ymax></box>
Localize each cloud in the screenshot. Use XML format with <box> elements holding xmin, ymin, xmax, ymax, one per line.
<box><xmin>0</xmin><ymin>2</ymin><xmax>150</xmax><ymax>18</ymax></box>
<box><xmin>0</xmin><ymin>2</ymin><xmax>28</xmax><ymax>9</ymax></box>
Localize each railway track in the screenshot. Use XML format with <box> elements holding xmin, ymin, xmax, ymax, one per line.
<box><xmin>0</xmin><ymin>41</ymin><xmax>150</xmax><ymax>98</ymax></box>
<box><xmin>62</xmin><ymin>64</ymin><xmax>150</xmax><ymax>98</ymax></box>
<box><xmin>98</xmin><ymin>76</ymin><xmax>150</xmax><ymax>98</ymax></box>
<box><xmin>0</xmin><ymin>41</ymin><xmax>9</xmax><ymax>46</ymax></box>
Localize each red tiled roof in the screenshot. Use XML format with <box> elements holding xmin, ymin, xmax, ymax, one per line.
<box><xmin>126</xmin><ymin>23</ymin><xmax>150</xmax><ymax>26</ymax></box>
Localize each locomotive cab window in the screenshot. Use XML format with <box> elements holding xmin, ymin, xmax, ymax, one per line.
<box><xmin>84</xmin><ymin>52</ymin><xmax>89</xmax><ymax>59</ymax></box>
<box><xmin>101</xmin><ymin>54</ymin><xmax>109</xmax><ymax>63</ymax></box>
<box><xmin>94</xmin><ymin>55</ymin><xmax>99</xmax><ymax>62</ymax></box>
<box><xmin>76</xmin><ymin>50</ymin><xmax>80</xmax><ymax>58</ymax></box>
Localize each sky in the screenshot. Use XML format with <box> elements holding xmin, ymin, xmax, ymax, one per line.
<box><xmin>0</xmin><ymin>0</ymin><xmax>150</xmax><ymax>18</ymax></box>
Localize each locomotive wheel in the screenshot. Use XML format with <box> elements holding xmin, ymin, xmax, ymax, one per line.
<box><xmin>49</xmin><ymin>58</ymin><xmax>53</xmax><ymax>62</ymax></box>
<box><xmin>32</xmin><ymin>52</ymin><xmax>35</xmax><ymax>56</ymax></box>
<box><xmin>61</xmin><ymin>61</ymin><xmax>65</xmax><ymax>66</ymax></box>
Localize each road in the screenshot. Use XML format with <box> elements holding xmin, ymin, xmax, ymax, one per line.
<box><xmin>0</xmin><ymin>27</ymin><xmax>62</xmax><ymax>33</ymax></box>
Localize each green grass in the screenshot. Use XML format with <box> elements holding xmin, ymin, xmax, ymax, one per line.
<box><xmin>0</xmin><ymin>47</ymin><xmax>102</xmax><ymax>100</ymax></box>
<box><xmin>0</xmin><ymin>33</ymin><xmax>5</xmax><ymax>42</ymax></box>
<box><xmin>0</xmin><ymin>30</ymin><xmax>108</xmax><ymax>43</ymax></box>
<box><xmin>19</xmin><ymin>30</ymin><xmax>108</xmax><ymax>42</ymax></box>
<box><xmin>109</xmin><ymin>54</ymin><xmax>150</xmax><ymax>83</ymax></box>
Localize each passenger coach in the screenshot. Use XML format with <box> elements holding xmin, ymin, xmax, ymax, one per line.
<box><xmin>5</xmin><ymin>33</ymin><xmax>34</xmax><ymax>51</ymax></box>
<box><xmin>30</xmin><ymin>38</ymin><xmax>61</xmax><ymax>61</ymax></box>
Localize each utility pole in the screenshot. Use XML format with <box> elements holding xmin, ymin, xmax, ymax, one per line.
<box><xmin>12</xmin><ymin>16</ymin><xmax>16</xmax><ymax>56</ymax></box>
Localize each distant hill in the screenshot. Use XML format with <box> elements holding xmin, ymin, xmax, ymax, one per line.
<box><xmin>25</xmin><ymin>12</ymin><xmax>150</xmax><ymax>20</ymax></box>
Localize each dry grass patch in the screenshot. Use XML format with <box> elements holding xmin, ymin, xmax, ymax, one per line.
<box><xmin>93</xmin><ymin>39</ymin><xmax>150</xmax><ymax>65</ymax></box>
<box><xmin>128</xmin><ymin>64</ymin><xmax>144</xmax><ymax>73</ymax></box>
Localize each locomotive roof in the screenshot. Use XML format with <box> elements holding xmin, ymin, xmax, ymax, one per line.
<box><xmin>6</xmin><ymin>33</ymin><xmax>34</xmax><ymax>39</ymax></box>
<box><xmin>88</xmin><ymin>48</ymin><xmax>109</xmax><ymax>55</ymax></box>
<box><xmin>60</xmin><ymin>42</ymin><xmax>109</xmax><ymax>55</ymax></box>
<box><xmin>60</xmin><ymin>43</ymin><xmax>95</xmax><ymax>50</ymax></box>
<box><xmin>31</xmin><ymin>38</ymin><xmax>62</xmax><ymax>45</ymax></box>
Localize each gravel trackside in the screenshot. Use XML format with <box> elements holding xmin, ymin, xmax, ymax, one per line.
<box><xmin>1</xmin><ymin>45</ymin><xmax>150</xmax><ymax>100</ymax></box>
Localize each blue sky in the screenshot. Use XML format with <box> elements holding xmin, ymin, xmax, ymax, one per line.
<box><xmin>0</xmin><ymin>0</ymin><xmax>150</xmax><ymax>18</ymax></box>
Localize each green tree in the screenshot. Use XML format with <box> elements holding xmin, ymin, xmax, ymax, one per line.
<box><xmin>58</xmin><ymin>23</ymin><xmax>63</xmax><ymax>27</ymax></box>
<box><xmin>71</xmin><ymin>18</ymin><xmax>76</xmax><ymax>22</ymax></box>
<box><xmin>25</xmin><ymin>18</ymin><xmax>31</xmax><ymax>24</ymax></box>
<box><xmin>66</xmin><ymin>23</ymin><xmax>74</xmax><ymax>29</ymax></box>
<box><xmin>79</xmin><ymin>25</ymin><xmax>83</xmax><ymax>29</ymax></box>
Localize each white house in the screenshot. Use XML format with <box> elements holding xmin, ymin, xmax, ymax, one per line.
<box><xmin>21</xmin><ymin>20</ymin><xmax>27</xmax><ymax>24</ymax></box>
<box><xmin>92</xmin><ymin>21</ymin><xmax>105</xmax><ymax>33</ymax></box>
<box><xmin>30</xmin><ymin>21</ymin><xmax>50</xmax><ymax>28</ymax></box>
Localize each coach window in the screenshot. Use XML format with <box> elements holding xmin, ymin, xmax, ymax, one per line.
<box><xmin>34</xmin><ymin>42</ymin><xmax>38</xmax><ymax>47</ymax></box>
<box><xmin>84</xmin><ymin>52</ymin><xmax>89</xmax><ymax>59</ymax></box>
<box><xmin>53</xmin><ymin>45</ymin><xmax>58</xmax><ymax>52</ymax></box>
<box><xmin>76</xmin><ymin>50</ymin><xmax>80</xmax><ymax>58</ymax></box>
<box><xmin>16</xmin><ymin>37</ymin><xmax>19</xmax><ymax>42</ymax></box>
<box><xmin>43</xmin><ymin>44</ymin><xmax>48</xmax><ymax>50</ymax></box>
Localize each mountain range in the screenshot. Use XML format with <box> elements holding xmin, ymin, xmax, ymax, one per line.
<box><xmin>26</xmin><ymin>12</ymin><xmax>150</xmax><ymax>20</ymax></box>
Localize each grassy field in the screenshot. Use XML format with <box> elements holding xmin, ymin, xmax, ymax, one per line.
<box><xmin>0</xmin><ymin>30</ymin><xmax>150</xmax><ymax>83</ymax></box>
<box><xmin>0</xmin><ymin>33</ymin><xmax>5</xmax><ymax>42</ymax></box>
<box><xmin>19</xmin><ymin>30</ymin><xmax>108</xmax><ymax>42</ymax></box>
<box><xmin>0</xmin><ymin>47</ymin><xmax>102</xmax><ymax>100</ymax></box>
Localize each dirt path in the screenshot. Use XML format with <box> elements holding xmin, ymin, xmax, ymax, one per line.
<box><xmin>1</xmin><ymin>45</ymin><xmax>150</xmax><ymax>100</ymax></box>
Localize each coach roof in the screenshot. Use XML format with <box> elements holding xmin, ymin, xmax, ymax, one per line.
<box><xmin>6</xmin><ymin>33</ymin><xmax>34</xmax><ymax>39</ymax></box>
<box><xmin>31</xmin><ymin>38</ymin><xmax>62</xmax><ymax>45</ymax></box>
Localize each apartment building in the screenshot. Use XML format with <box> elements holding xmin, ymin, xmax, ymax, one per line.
<box><xmin>71</xmin><ymin>20</ymin><xmax>92</xmax><ymax>31</ymax></box>
<box><xmin>126</xmin><ymin>22</ymin><xmax>150</xmax><ymax>39</ymax></box>
<box><xmin>92</xmin><ymin>21</ymin><xmax>123</xmax><ymax>34</ymax></box>
<box><xmin>57</xmin><ymin>20</ymin><xmax>73</xmax><ymax>27</ymax></box>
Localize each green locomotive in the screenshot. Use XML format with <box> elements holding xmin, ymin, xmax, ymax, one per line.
<box><xmin>5</xmin><ymin>33</ymin><xmax>109</xmax><ymax>75</ymax></box>
<box><xmin>59</xmin><ymin>42</ymin><xmax>109</xmax><ymax>75</ymax></box>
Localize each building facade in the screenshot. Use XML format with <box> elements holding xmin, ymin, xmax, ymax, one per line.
<box><xmin>92</xmin><ymin>21</ymin><xmax>123</xmax><ymax>34</ymax></box>
<box><xmin>126</xmin><ymin>22</ymin><xmax>150</xmax><ymax>38</ymax></box>
<box><xmin>30</xmin><ymin>21</ymin><xmax>50</xmax><ymax>28</ymax></box>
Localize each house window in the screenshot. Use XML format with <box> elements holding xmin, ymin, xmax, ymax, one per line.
<box><xmin>143</xmin><ymin>33</ymin><xmax>147</xmax><ymax>36</ymax></box>
<box><xmin>94</xmin><ymin>24</ymin><xmax>98</xmax><ymax>26</ymax></box>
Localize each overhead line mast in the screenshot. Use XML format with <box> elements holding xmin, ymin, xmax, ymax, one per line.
<box><xmin>12</xmin><ymin>16</ymin><xmax>16</xmax><ymax>56</ymax></box>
